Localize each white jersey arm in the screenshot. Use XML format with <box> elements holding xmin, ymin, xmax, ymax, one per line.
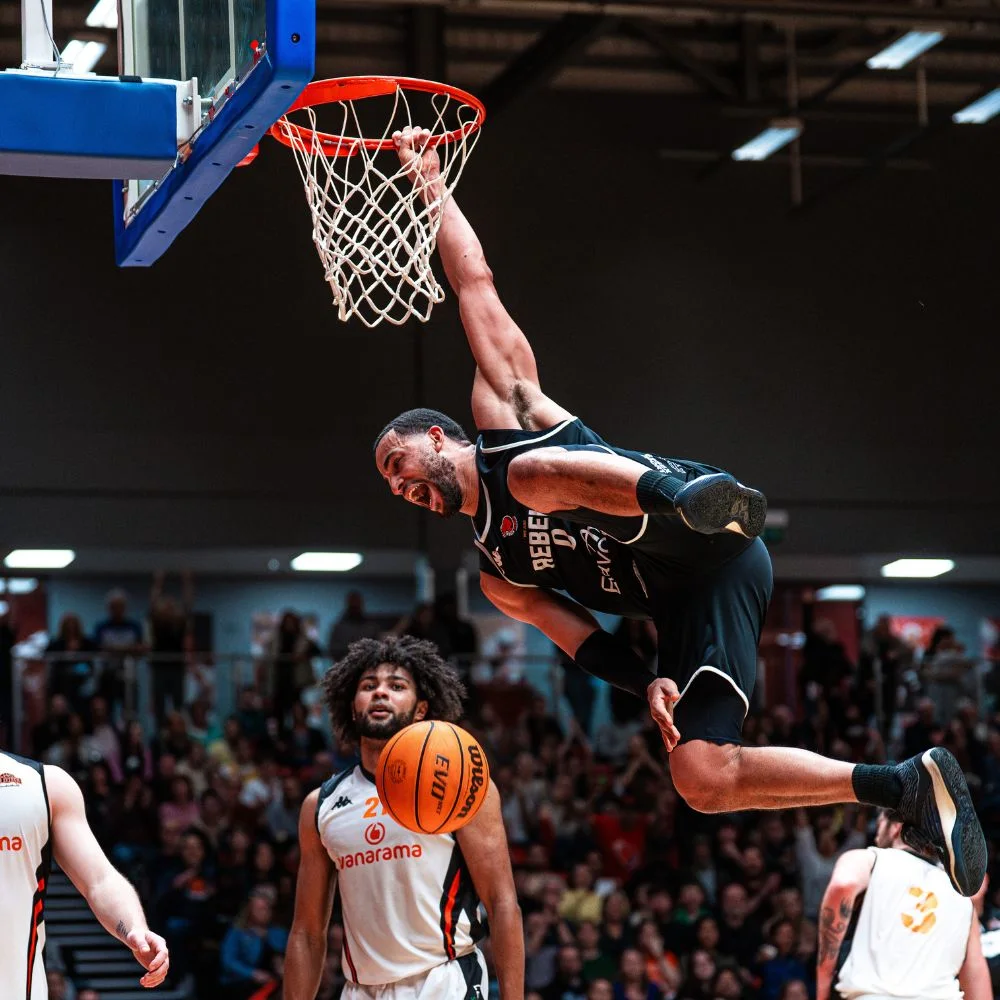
<box><xmin>45</xmin><ymin>766</ymin><xmax>169</xmax><ymax>988</ymax></box>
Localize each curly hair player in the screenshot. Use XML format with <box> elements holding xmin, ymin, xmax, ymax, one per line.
<box><xmin>372</xmin><ymin>125</ymin><xmax>986</xmax><ymax>899</ymax></box>
<box><xmin>284</xmin><ymin>636</ymin><xmax>523</xmax><ymax>1000</ymax></box>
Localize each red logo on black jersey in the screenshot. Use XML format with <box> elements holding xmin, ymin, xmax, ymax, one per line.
<box><xmin>500</xmin><ymin>515</ymin><xmax>518</xmax><ymax>537</ymax></box>
<box><xmin>0</xmin><ymin>773</ymin><xmax>22</xmax><ymax>788</ymax></box>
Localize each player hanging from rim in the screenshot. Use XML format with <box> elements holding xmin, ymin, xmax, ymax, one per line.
<box><xmin>815</xmin><ymin>808</ymin><xmax>991</xmax><ymax>1000</ymax></box>
<box><xmin>284</xmin><ymin>636</ymin><xmax>523</xmax><ymax>1000</ymax></box>
<box><xmin>0</xmin><ymin>749</ymin><xmax>169</xmax><ymax>998</ymax></box>
<box><xmin>372</xmin><ymin>126</ymin><xmax>987</xmax><ymax>900</ymax></box>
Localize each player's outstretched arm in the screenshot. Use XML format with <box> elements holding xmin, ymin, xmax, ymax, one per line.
<box><xmin>815</xmin><ymin>849</ymin><xmax>874</xmax><ymax>1000</ymax></box>
<box><xmin>479</xmin><ymin>572</ymin><xmax>680</xmax><ymax>745</ymax></box>
<box><xmin>46</xmin><ymin>766</ymin><xmax>169</xmax><ymax>989</ymax></box>
<box><xmin>457</xmin><ymin>781</ymin><xmax>524</xmax><ymax>1000</ymax></box>
<box><xmin>285</xmin><ymin>789</ymin><xmax>338</xmax><ymax>1000</ymax></box>
<box><xmin>395</xmin><ymin>126</ymin><xmax>570</xmax><ymax>432</ymax></box>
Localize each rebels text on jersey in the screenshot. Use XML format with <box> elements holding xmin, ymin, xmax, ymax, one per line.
<box><xmin>472</xmin><ymin>417</ymin><xmax>754</xmax><ymax>616</ymax></box>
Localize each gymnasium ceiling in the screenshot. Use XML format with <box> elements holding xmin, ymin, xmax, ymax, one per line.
<box><xmin>2</xmin><ymin>1</ymin><xmax>1000</xmax><ymax>574</ymax></box>
<box><xmin>5</xmin><ymin>0</ymin><xmax>1000</xmax><ymax>116</ymax></box>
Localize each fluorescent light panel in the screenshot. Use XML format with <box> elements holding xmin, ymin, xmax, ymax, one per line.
<box><xmin>4</xmin><ymin>549</ymin><xmax>76</xmax><ymax>569</ymax></box>
<box><xmin>880</xmin><ymin>558</ymin><xmax>955</xmax><ymax>579</ymax></box>
<box><xmin>732</xmin><ymin>121</ymin><xmax>803</xmax><ymax>162</ymax></box>
<box><xmin>867</xmin><ymin>31</ymin><xmax>944</xmax><ymax>70</ymax></box>
<box><xmin>85</xmin><ymin>0</ymin><xmax>118</xmax><ymax>28</ymax></box>
<box><xmin>815</xmin><ymin>584</ymin><xmax>866</xmax><ymax>602</ymax></box>
<box><xmin>953</xmin><ymin>88</ymin><xmax>1000</xmax><ymax>124</ymax></box>
<box><xmin>61</xmin><ymin>39</ymin><xmax>107</xmax><ymax>72</ymax></box>
<box><xmin>290</xmin><ymin>552</ymin><xmax>363</xmax><ymax>572</ymax></box>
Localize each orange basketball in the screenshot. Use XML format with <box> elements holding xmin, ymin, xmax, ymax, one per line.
<box><xmin>375</xmin><ymin>720</ymin><xmax>490</xmax><ymax>835</ymax></box>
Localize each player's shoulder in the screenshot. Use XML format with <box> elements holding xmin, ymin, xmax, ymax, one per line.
<box><xmin>316</xmin><ymin>764</ymin><xmax>360</xmax><ymax>815</ymax></box>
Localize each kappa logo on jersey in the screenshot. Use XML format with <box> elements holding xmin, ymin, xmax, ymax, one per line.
<box><xmin>0</xmin><ymin>772</ymin><xmax>23</xmax><ymax>788</ymax></box>
<box><xmin>491</xmin><ymin>547</ymin><xmax>503</xmax><ymax>571</ymax></box>
<box><xmin>580</xmin><ymin>527</ymin><xmax>621</xmax><ymax>595</ymax></box>
<box><xmin>365</xmin><ymin>822</ymin><xmax>386</xmax><ymax>845</ymax></box>
<box><xmin>472</xmin><ymin>987</ymin><xmax>485</xmax><ymax>999</ymax></box>
<box><xmin>525</xmin><ymin>510</ymin><xmax>577</xmax><ymax>572</ymax></box>
<box><xmin>500</xmin><ymin>514</ymin><xmax>518</xmax><ymax>537</ymax></box>
<box><xmin>331</xmin><ymin>796</ymin><xmax>352</xmax><ymax>810</ymax></box>
<box><xmin>0</xmin><ymin>835</ymin><xmax>24</xmax><ymax>851</ymax></box>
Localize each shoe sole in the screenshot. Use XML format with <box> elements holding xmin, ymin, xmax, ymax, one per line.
<box><xmin>922</xmin><ymin>747</ymin><xmax>987</xmax><ymax>897</ymax></box>
<box><xmin>676</xmin><ymin>475</ymin><xmax>767</xmax><ymax>538</ymax></box>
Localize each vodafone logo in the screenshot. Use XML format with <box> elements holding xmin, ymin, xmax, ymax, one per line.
<box><xmin>364</xmin><ymin>822</ymin><xmax>386</xmax><ymax>845</ymax></box>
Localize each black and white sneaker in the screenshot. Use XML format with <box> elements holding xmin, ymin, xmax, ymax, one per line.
<box><xmin>673</xmin><ymin>473</ymin><xmax>767</xmax><ymax>539</ymax></box>
<box><xmin>895</xmin><ymin>747</ymin><xmax>987</xmax><ymax>897</ymax></box>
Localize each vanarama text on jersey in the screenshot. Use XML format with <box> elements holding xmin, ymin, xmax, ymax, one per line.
<box><xmin>333</xmin><ymin>843</ymin><xmax>424</xmax><ymax>870</ymax></box>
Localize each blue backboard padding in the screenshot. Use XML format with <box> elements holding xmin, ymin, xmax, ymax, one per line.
<box><xmin>113</xmin><ymin>0</ymin><xmax>315</xmax><ymax>267</ymax></box>
<box><xmin>0</xmin><ymin>74</ymin><xmax>177</xmax><ymax>179</ymax></box>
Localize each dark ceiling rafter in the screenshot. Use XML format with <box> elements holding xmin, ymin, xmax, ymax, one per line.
<box><xmin>794</xmin><ymin>76</ymin><xmax>1000</xmax><ymax>212</ymax></box>
<box><xmin>622</xmin><ymin>18</ymin><xmax>739</xmax><ymax>101</ymax></box>
<box><xmin>478</xmin><ymin>11</ymin><xmax>618</xmax><ymax>117</ymax></box>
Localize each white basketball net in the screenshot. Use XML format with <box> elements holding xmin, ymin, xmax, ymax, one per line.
<box><xmin>275</xmin><ymin>84</ymin><xmax>482</xmax><ymax>328</ymax></box>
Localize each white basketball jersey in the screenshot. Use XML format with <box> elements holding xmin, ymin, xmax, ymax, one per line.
<box><xmin>836</xmin><ymin>847</ymin><xmax>972</xmax><ymax>1000</ymax></box>
<box><xmin>317</xmin><ymin>765</ymin><xmax>484</xmax><ymax>987</ymax></box>
<box><xmin>0</xmin><ymin>752</ymin><xmax>52</xmax><ymax>1000</ymax></box>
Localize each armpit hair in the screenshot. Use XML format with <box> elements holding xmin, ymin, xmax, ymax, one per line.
<box><xmin>510</xmin><ymin>379</ymin><xmax>533</xmax><ymax>429</ymax></box>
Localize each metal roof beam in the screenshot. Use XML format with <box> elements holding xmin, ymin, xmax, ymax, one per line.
<box><xmin>479</xmin><ymin>12</ymin><xmax>616</xmax><ymax>116</ymax></box>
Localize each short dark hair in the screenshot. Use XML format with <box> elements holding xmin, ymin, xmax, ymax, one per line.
<box><xmin>321</xmin><ymin>635</ymin><xmax>466</xmax><ymax>741</ymax></box>
<box><xmin>373</xmin><ymin>408</ymin><xmax>470</xmax><ymax>452</ymax></box>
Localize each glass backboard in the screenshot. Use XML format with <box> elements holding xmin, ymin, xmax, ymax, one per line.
<box><xmin>113</xmin><ymin>0</ymin><xmax>314</xmax><ymax>265</ymax></box>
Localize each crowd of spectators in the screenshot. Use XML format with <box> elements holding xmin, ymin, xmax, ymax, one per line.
<box><xmin>11</xmin><ymin>583</ymin><xmax>1000</xmax><ymax>999</ymax></box>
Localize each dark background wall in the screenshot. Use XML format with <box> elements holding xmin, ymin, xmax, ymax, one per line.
<box><xmin>2</xmin><ymin>91</ymin><xmax>998</xmax><ymax>563</ymax></box>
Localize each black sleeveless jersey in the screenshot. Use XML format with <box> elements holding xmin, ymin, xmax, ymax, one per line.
<box><xmin>472</xmin><ymin>417</ymin><xmax>755</xmax><ymax>618</ymax></box>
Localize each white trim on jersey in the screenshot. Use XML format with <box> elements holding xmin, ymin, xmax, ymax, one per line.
<box><xmin>473</xmin><ymin>538</ymin><xmax>539</xmax><ymax>588</ymax></box>
<box><xmin>478</xmin><ymin>417</ymin><xmax>577</xmax><ymax>453</ymax></box>
<box><xmin>476</xmin><ymin>479</ymin><xmax>492</xmax><ymax>543</ymax></box>
<box><xmin>619</xmin><ymin>514</ymin><xmax>649</xmax><ymax>545</ymax></box>
<box><xmin>585</xmin><ymin>445</ymin><xmax>649</xmax><ymax>544</ymax></box>
<box><xmin>674</xmin><ymin>665</ymin><xmax>750</xmax><ymax>718</ymax></box>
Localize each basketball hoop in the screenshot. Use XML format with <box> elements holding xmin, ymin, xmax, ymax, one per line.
<box><xmin>267</xmin><ymin>76</ymin><xmax>485</xmax><ymax>328</ymax></box>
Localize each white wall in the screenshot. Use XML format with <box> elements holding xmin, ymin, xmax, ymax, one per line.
<box><xmin>864</xmin><ymin>584</ymin><xmax>1000</xmax><ymax>655</ymax></box>
<box><xmin>46</xmin><ymin>575</ymin><xmax>418</xmax><ymax>655</ymax></box>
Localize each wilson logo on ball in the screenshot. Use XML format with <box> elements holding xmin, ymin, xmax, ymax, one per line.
<box><xmin>364</xmin><ymin>822</ymin><xmax>386</xmax><ymax>845</ymax></box>
<box><xmin>500</xmin><ymin>515</ymin><xmax>517</xmax><ymax>537</ymax></box>
<box><xmin>455</xmin><ymin>744</ymin><xmax>487</xmax><ymax>821</ymax></box>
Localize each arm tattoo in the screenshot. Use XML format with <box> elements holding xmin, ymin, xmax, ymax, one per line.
<box><xmin>116</xmin><ymin>920</ymin><xmax>128</xmax><ymax>941</ymax></box>
<box><xmin>818</xmin><ymin>898</ymin><xmax>853</xmax><ymax>965</ymax></box>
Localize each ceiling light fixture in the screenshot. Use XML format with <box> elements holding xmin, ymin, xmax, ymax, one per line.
<box><xmin>880</xmin><ymin>558</ymin><xmax>955</xmax><ymax>579</ymax></box>
<box><xmin>732</xmin><ymin>119</ymin><xmax>803</xmax><ymax>162</ymax></box>
<box><xmin>867</xmin><ymin>31</ymin><xmax>945</xmax><ymax>70</ymax></box>
<box><xmin>4</xmin><ymin>549</ymin><xmax>76</xmax><ymax>569</ymax></box>
<box><xmin>953</xmin><ymin>88</ymin><xmax>1000</xmax><ymax>124</ymax></box>
<box><xmin>290</xmin><ymin>552</ymin><xmax>363</xmax><ymax>572</ymax></box>
<box><xmin>815</xmin><ymin>584</ymin><xmax>866</xmax><ymax>602</ymax></box>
